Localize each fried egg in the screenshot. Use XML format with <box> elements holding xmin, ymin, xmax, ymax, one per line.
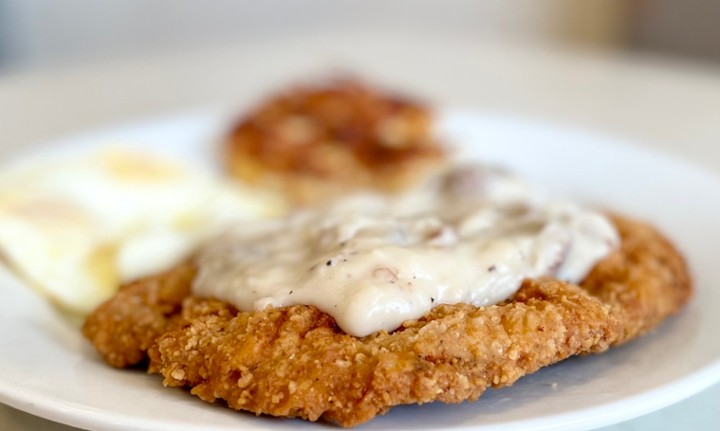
<box><xmin>0</xmin><ymin>149</ymin><xmax>286</xmax><ymax>314</ymax></box>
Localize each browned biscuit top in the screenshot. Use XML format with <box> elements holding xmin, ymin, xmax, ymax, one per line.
<box><xmin>224</xmin><ymin>80</ymin><xmax>446</xmax><ymax>204</ymax></box>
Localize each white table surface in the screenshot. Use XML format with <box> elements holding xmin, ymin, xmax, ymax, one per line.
<box><xmin>1</xmin><ymin>30</ymin><xmax>718</xmax><ymax>430</ymax></box>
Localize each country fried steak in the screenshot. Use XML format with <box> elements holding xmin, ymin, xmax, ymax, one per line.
<box><xmin>82</xmin><ymin>215</ymin><xmax>692</xmax><ymax>427</ymax></box>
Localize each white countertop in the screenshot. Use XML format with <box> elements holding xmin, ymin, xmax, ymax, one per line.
<box><xmin>1</xmin><ymin>30</ymin><xmax>718</xmax><ymax>430</ymax></box>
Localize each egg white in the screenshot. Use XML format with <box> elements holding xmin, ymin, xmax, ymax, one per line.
<box><xmin>0</xmin><ymin>149</ymin><xmax>285</xmax><ymax>314</ymax></box>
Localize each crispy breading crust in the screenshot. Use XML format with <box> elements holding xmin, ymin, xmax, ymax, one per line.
<box><xmin>82</xmin><ymin>215</ymin><xmax>692</xmax><ymax>426</ymax></box>
<box><xmin>81</xmin><ymin>263</ymin><xmax>196</xmax><ymax>368</ymax></box>
<box><xmin>224</xmin><ymin>80</ymin><xmax>446</xmax><ymax>204</ymax></box>
<box><xmin>582</xmin><ymin>218</ymin><xmax>692</xmax><ymax>344</ymax></box>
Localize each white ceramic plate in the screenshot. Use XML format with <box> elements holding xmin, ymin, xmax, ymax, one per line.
<box><xmin>1</xmin><ymin>110</ymin><xmax>719</xmax><ymax>431</ymax></box>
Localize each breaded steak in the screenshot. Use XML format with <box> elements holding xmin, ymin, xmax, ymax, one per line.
<box><xmin>82</xmin><ymin>215</ymin><xmax>692</xmax><ymax>426</ymax></box>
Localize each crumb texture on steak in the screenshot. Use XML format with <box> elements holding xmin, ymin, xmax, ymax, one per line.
<box><xmin>148</xmin><ymin>280</ymin><xmax>617</xmax><ymax>427</ymax></box>
<box><xmin>82</xmin><ymin>215</ymin><xmax>692</xmax><ymax>426</ymax></box>
<box><xmin>82</xmin><ymin>263</ymin><xmax>196</xmax><ymax>368</ymax></box>
<box><xmin>582</xmin><ymin>216</ymin><xmax>692</xmax><ymax>344</ymax></box>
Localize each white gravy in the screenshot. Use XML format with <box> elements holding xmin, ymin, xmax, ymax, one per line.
<box><xmin>193</xmin><ymin>165</ymin><xmax>619</xmax><ymax>337</ymax></box>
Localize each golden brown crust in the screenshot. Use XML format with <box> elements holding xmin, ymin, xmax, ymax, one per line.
<box><xmin>81</xmin><ymin>263</ymin><xmax>197</xmax><ymax>368</ymax></box>
<box><xmin>582</xmin><ymin>216</ymin><xmax>692</xmax><ymax>344</ymax></box>
<box><xmin>147</xmin><ymin>281</ymin><xmax>619</xmax><ymax>427</ymax></box>
<box><xmin>82</xmin><ymin>215</ymin><xmax>692</xmax><ymax>426</ymax></box>
<box><xmin>224</xmin><ymin>80</ymin><xmax>447</xmax><ymax>204</ymax></box>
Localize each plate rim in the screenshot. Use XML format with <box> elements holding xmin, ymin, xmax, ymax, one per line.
<box><xmin>1</xmin><ymin>108</ymin><xmax>720</xmax><ymax>431</ymax></box>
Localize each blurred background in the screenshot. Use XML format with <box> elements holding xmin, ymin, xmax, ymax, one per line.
<box><xmin>1</xmin><ymin>0</ymin><xmax>719</xmax><ymax>73</ymax></box>
<box><xmin>1</xmin><ymin>0</ymin><xmax>719</xmax><ymax>166</ymax></box>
